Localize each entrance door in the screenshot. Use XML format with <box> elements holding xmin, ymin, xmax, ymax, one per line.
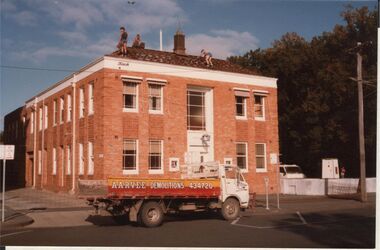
<box><xmin>186</xmin><ymin>87</ymin><xmax>214</xmax><ymax>164</ymax></box>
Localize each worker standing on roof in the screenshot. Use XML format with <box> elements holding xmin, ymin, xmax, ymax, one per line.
<box><xmin>117</xmin><ymin>26</ymin><xmax>128</xmax><ymax>56</ymax></box>
<box><xmin>201</xmin><ymin>49</ymin><xmax>213</xmax><ymax>67</ymax></box>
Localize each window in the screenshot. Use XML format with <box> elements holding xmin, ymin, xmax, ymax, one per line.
<box><xmin>30</xmin><ymin>111</ymin><xmax>34</xmax><ymax>133</ymax></box>
<box><xmin>79</xmin><ymin>87</ymin><xmax>85</xmax><ymax>118</ymax></box>
<box><xmin>236</xmin><ymin>143</ymin><xmax>248</xmax><ymax>171</ymax></box>
<box><xmin>79</xmin><ymin>143</ymin><xmax>84</xmax><ymax>175</ymax></box>
<box><xmin>88</xmin><ymin>83</ymin><xmax>94</xmax><ymax>115</ymax></box>
<box><xmin>255</xmin><ymin>143</ymin><xmax>267</xmax><ymax>172</ymax></box>
<box><xmin>254</xmin><ymin>95</ymin><xmax>265</xmax><ymax>120</ymax></box>
<box><xmin>60</xmin><ymin>146</ymin><xmax>64</xmax><ymax>185</ymax></box>
<box><xmin>235</xmin><ymin>96</ymin><xmax>247</xmax><ymax>118</ymax></box>
<box><xmin>187</xmin><ymin>90</ymin><xmax>205</xmax><ymax>130</ymax></box>
<box><xmin>44</xmin><ymin>105</ymin><xmax>48</xmax><ymax>129</ymax></box>
<box><xmin>88</xmin><ymin>142</ymin><xmax>94</xmax><ymax>175</ymax></box>
<box><xmin>149</xmin><ymin>140</ymin><xmax>163</xmax><ymax>173</ymax></box>
<box><xmin>60</xmin><ymin>97</ymin><xmax>64</xmax><ymax>123</ymax></box>
<box><xmin>52</xmin><ymin>147</ymin><xmax>57</xmax><ymax>175</ymax></box>
<box><xmin>53</xmin><ymin>100</ymin><xmax>57</xmax><ymax>125</ymax></box>
<box><xmin>39</xmin><ymin>107</ymin><xmax>42</xmax><ymax>131</ymax></box>
<box><xmin>38</xmin><ymin>150</ymin><xmax>42</xmax><ymax>175</ymax></box>
<box><xmin>234</xmin><ymin>90</ymin><xmax>249</xmax><ymax>119</ymax></box>
<box><xmin>67</xmin><ymin>94</ymin><xmax>72</xmax><ymax>122</ymax></box>
<box><xmin>123</xmin><ymin>139</ymin><xmax>137</xmax><ymax>173</ymax></box>
<box><xmin>123</xmin><ymin>82</ymin><xmax>138</xmax><ymax>111</ymax></box>
<box><xmin>149</xmin><ymin>84</ymin><xmax>163</xmax><ymax>113</ymax></box>
<box><xmin>66</xmin><ymin>145</ymin><xmax>71</xmax><ymax>175</ymax></box>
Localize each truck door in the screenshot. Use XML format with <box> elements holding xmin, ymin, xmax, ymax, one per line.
<box><xmin>223</xmin><ymin>167</ymin><xmax>249</xmax><ymax>207</ymax></box>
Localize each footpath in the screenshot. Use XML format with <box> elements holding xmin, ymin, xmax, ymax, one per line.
<box><xmin>0</xmin><ymin>187</ymin><xmax>376</xmax><ymax>230</ymax></box>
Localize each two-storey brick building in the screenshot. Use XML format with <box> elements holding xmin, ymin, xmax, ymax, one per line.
<box><xmin>4</xmin><ymin>32</ymin><xmax>279</xmax><ymax>194</ymax></box>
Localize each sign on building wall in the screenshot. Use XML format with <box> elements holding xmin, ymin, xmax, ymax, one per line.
<box><xmin>0</xmin><ymin>145</ymin><xmax>15</xmax><ymax>160</ymax></box>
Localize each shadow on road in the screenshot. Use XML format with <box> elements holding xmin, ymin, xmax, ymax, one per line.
<box><xmin>272</xmin><ymin>211</ymin><xmax>375</xmax><ymax>248</ymax></box>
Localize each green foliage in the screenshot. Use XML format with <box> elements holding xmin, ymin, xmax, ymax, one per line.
<box><xmin>229</xmin><ymin>6</ymin><xmax>377</xmax><ymax>177</ymax></box>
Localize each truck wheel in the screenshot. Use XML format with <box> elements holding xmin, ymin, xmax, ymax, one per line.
<box><xmin>139</xmin><ymin>201</ymin><xmax>164</xmax><ymax>227</ymax></box>
<box><xmin>221</xmin><ymin>198</ymin><xmax>240</xmax><ymax>221</ymax></box>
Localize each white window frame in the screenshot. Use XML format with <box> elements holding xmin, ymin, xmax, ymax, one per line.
<box><xmin>38</xmin><ymin>107</ymin><xmax>43</xmax><ymax>131</ymax></box>
<box><xmin>67</xmin><ymin>94</ymin><xmax>72</xmax><ymax>122</ymax></box>
<box><xmin>123</xmin><ymin>81</ymin><xmax>139</xmax><ymax>113</ymax></box>
<box><xmin>52</xmin><ymin>147</ymin><xmax>57</xmax><ymax>175</ymax></box>
<box><xmin>88</xmin><ymin>141</ymin><xmax>94</xmax><ymax>175</ymax></box>
<box><xmin>255</xmin><ymin>143</ymin><xmax>267</xmax><ymax>172</ymax></box>
<box><xmin>53</xmin><ymin>100</ymin><xmax>57</xmax><ymax>126</ymax></box>
<box><xmin>30</xmin><ymin>111</ymin><xmax>34</xmax><ymax>134</ymax></box>
<box><xmin>169</xmin><ymin>157</ymin><xmax>180</xmax><ymax>172</ymax></box>
<box><xmin>187</xmin><ymin>89</ymin><xmax>207</xmax><ymax>131</ymax></box>
<box><xmin>236</xmin><ymin>142</ymin><xmax>248</xmax><ymax>173</ymax></box>
<box><xmin>148</xmin><ymin>84</ymin><xmax>164</xmax><ymax>114</ymax></box>
<box><xmin>38</xmin><ymin>150</ymin><xmax>42</xmax><ymax>175</ymax></box>
<box><xmin>88</xmin><ymin>83</ymin><xmax>94</xmax><ymax>115</ymax></box>
<box><xmin>79</xmin><ymin>87</ymin><xmax>85</xmax><ymax>118</ymax></box>
<box><xmin>60</xmin><ymin>97</ymin><xmax>64</xmax><ymax>124</ymax></box>
<box><xmin>44</xmin><ymin>104</ymin><xmax>48</xmax><ymax>129</ymax></box>
<box><xmin>149</xmin><ymin>140</ymin><xmax>164</xmax><ymax>174</ymax></box>
<box><xmin>66</xmin><ymin>145</ymin><xmax>71</xmax><ymax>175</ymax></box>
<box><xmin>235</xmin><ymin>96</ymin><xmax>247</xmax><ymax>120</ymax></box>
<box><xmin>60</xmin><ymin>146</ymin><xmax>64</xmax><ymax>186</ymax></box>
<box><xmin>254</xmin><ymin>94</ymin><xmax>266</xmax><ymax>121</ymax></box>
<box><xmin>79</xmin><ymin>143</ymin><xmax>84</xmax><ymax>175</ymax></box>
<box><xmin>122</xmin><ymin>139</ymin><xmax>139</xmax><ymax>175</ymax></box>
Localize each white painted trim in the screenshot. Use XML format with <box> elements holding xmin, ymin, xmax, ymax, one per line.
<box><xmin>224</xmin><ymin>157</ymin><xmax>233</xmax><ymax>166</ymax></box>
<box><xmin>254</xmin><ymin>95</ymin><xmax>266</xmax><ymax>121</ymax></box>
<box><xmin>253</xmin><ymin>89</ymin><xmax>269</xmax><ymax>95</ymax></box>
<box><xmin>123</xmin><ymin>81</ymin><xmax>139</xmax><ymax>113</ymax></box>
<box><xmin>149</xmin><ymin>140</ymin><xmax>164</xmax><ymax>175</ymax></box>
<box><xmin>146</xmin><ymin>78</ymin><xmax>168</xmax><ymax>84</ymax></box>
<box><xmin>148</xmin><ymin>83</ymin><xmax>164</xmax><ymax>114</ymax></box>
<box><xmin>120</xmin><ymin>75</ymin><xmax>143</xmax><ymax>81</ymax></box>
<box><xmin>104</xmin><ymin>56</ymin><xmax>277</xmax><ymax>88</ymax></box>
<box><xmin>236</xmin><ymin>97</ymin><xmax>247</xmax><ymax>120</ymax></box>
<box><xmin>233</xmin><ymin>87</ymin><xmax>250</xmax><ymax>92</ymax></box>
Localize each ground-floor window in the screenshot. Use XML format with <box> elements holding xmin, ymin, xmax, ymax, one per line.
<box><xmin>236</xmin><ymin>142</ymin><xmax>248</xmax><ymax>171</ymax></box>
<box><xmin>66</xmin><ymin>145</ymin><xmax>71</xmax><ymax>175</ymax></box>
<box><xmin>79</xmin><ymin>143</ymin><xmax>84</xmax><ymax>175</ymax></box>
<box><xmin>123</xmin><ymin>139</ymin><xmax>137</xmax><ymax>172</ymax></box>
<box><xmin>88</xmin><ymin>141</ymin><xmax>94</xmax><ymax>175</ymax></box>
<box><xmin>149</xmin><ymin>140</ymin><xmax>163</xmax><ymax>173</ymax></box>
<box><xmin>52</xmin><ymin>147</ymin><xmax>57</xmax><ymax>175</ymax></box>
<box><xmin>255</xmin><ymin>143</ymin><xmax>267</xmax><ymax>172</ymax></box>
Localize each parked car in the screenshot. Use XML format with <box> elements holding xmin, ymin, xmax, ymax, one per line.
<box><xmin>280</xmin><ymin>164</ymin><xmax>306</xmax><ymax>178</ymax></box>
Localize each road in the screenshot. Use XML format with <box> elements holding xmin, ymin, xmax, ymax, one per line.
<box><xmin>1</xmin><ymin>200</ymin><xmax>376</xmax><ymax>248</ymax></box>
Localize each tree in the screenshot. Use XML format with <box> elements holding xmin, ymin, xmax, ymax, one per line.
<box><xmin>229</xmin><ymin>6</ymin><xmax>377</xmax><ymax>177</ymax></box>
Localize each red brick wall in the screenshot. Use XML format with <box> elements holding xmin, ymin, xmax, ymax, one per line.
<box><xmin>4</xmin><ymin>67</ymin><xmax>279</xmax><ymax>194</ymax></box>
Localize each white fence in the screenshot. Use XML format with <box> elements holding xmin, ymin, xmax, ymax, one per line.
<box><xmin>281</xmin><ymin>178</ymin><xmax>377</xmax><ymax>195</ymax></box>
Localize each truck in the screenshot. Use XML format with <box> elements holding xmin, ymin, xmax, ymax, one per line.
<box><xmin>78</xmin><ymin>162</ymin><xmax>251</xmax><ymax>227</ymax></box>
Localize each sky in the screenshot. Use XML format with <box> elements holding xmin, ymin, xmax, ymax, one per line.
<box><xmin>0</xmin><ymin>0</ymin><xmax>377</xmax><ymax>130</ymax></box>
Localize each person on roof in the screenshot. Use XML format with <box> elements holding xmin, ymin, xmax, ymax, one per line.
<box><xmin>132</xmin><ymin>34</ymin><xmax>142</xmax><ymax>48</ymax></box>
<box><xmin>201</xmin><ymin>49</ymin><xmax>213</xmax><ymax>67</ymax></box>
<box><xmin>117</xmin><ymin>26</ymin><xmax>128</xmax><ymax>56</ymax></box>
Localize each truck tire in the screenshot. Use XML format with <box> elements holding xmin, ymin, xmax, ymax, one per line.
<box><xmin>139</xmin><ymin>201</ymin><xmax>164</xmax><ymax>227</ymax></box>
<box><xmin>221</xmin><ymin>198</ymin><xmax>240</xmax><ymax>221</ymax></box>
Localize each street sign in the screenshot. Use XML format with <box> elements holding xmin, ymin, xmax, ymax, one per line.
<box><xmin>270</xmin><ymin>153</ymin><xmax>278</xmax><ymax>164</ymax></box>
<box><xmin>0</xmin><ymin>145</ymin><xmax>15</xmax><ymax>160</ymax></box>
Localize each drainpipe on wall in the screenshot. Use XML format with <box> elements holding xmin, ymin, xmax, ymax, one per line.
<box><xmin>32</xmin><ymin>97</ymin><xmax>38</xmax><ymax>188</ymax></box>
<box><xmin>70</xmin><ymin>75</ymin><xmax>77</xmax><ymax>194</ymax></box>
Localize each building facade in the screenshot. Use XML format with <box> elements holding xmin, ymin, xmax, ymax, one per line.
<box><xmin>4</xmin><ymin>40</ymin><xmax>279</xmax><ymax>194</ymax></box>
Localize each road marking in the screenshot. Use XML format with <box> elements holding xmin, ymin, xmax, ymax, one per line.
<box><xmin>0</xmin><ymin>230</ymin><xmax>33</xmax><ymax>239</ymax></box>
<box><xmin>296</xmin><ymin>211</ymin><xmax>307</xmax><ymax>225</ymax></box>
<box><xmin>231</xmin><ymin>217</ymin><xmax>240</xmax><ymax>225</ymax></box>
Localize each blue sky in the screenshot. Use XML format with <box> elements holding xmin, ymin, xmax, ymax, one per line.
<box><xmin>0</xmin><ymin>0</ymin><xmax>377</xmax><ymax>130</ymax></box>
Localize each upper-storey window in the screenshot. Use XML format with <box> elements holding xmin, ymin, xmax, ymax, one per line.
<box><xmin>123</xmin><ymin>82</ymin><xmax>138</xmax><ymax>111</ymax></box>
<box><xmin>187</xmin><ymin>90</ymin><xmax>205</xmax><ymax>130</ymax></box>
<box><xmin>38</xmin><ymin>107</ymin><xmax>43</xmax><ymax>131</ymax></box>
<box><xmin>53</xmin><ymin>100</ymin><xmax>57</xmax><ymax>126</ymax></box>
<box><xmin>30</xmin><ymin>111</ymin><xmax>34</xmax><ymax>134</ymax></box>
<box><xmin>44</xmin><ymin>104</ymin><xmax>48</xmax><ymax>129</ymax></box>
<box><xmin>88</xmin><ymin>82</ymin><xmax>94</xmax><ymax>115</ymax></box>
<box><xmin>234</xmin><ymin>89</ymin><xmax>249</xmax><ymax>119</ymax></box>
<box><xmin>148</xmin><ymin>84</ymin><xmax>163</xmax><ymax>113</ymax></box>
<box><xmin>79</xmin><ymin>87</ymin><xmax>85</xmax><ymax>118</ymax></box>
<box><xmin>253</xmin><ymin>91</ymin><xmax>268</xmax><ymax>121</ymax></box>
<box><xmin>67</xmin><ymin>94</ymin><xmax>72</xmax><ymax>122</ymax></box>
<box><xmin>60</xmin><ymin>97</ymin><xmax>64</xmax><ymax>124</ymax></box>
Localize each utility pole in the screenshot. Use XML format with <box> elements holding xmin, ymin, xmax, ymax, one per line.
<box><xmin>356</xmin><ymin>43</ymin><xmax>367</xmax><ymax>202</ymax></box>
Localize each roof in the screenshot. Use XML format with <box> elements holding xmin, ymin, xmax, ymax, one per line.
<box><xmin>106</xmin><ymin>47</ymin><xmax>260</xmax><ymax>76</ymax></box>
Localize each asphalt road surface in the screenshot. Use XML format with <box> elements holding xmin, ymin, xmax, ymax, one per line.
<box><xmin>1</xmin><ymin>204</ymin><xmax>375</xmax><ymax>248</ymax></box>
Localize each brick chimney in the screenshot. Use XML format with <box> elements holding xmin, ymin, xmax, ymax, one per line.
<box><xmin>173</xmin><ymin>29</ymin><xmax>186</xmax><ymax>55</ymax></box>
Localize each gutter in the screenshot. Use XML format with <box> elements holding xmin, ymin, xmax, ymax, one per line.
<box><xmin>70</xmin><ymin>75</ymin><xmax>77</xmax><ymax>194</ymax></box>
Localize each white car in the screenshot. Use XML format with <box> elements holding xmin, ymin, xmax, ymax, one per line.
<box><xmin>280</xmin><ymin>164</ymin><xmax>306</xmax><ymax>178</ymax></box>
